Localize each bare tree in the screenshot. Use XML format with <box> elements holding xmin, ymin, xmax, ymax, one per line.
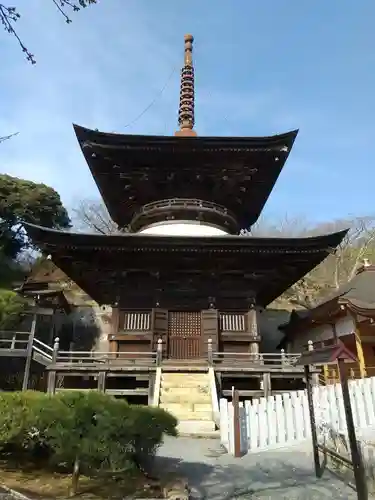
<box><xmin>250</xmin><ymin>214</ymin><xmax>314</xmax><ymax>238</ymax></box>
<box><xmin>0</xmin><ymin>0</ymin><xmax>96</xmax><ymax>63</ymax></box>
<box><xmin>71</xmin><ymin>204</ymin><xmax>375</xmax><ymax>310</ymax></box>
<box><xmin>264</xmin><ymin>215</ymin><xmax>375</xmax><ymax>310</ymax></box>
<box><xmin>0</xmin><ymin>132</ymin><xmax>19</xmax><ymax>143</ymax></box>
<box><xmin>71</xmin><ymin>199</ymin><xmax>120</xmax><ymax>235</ymax></box>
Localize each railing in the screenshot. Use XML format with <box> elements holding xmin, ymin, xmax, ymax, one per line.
<box><xmin>52</xmin><ymin>337</ymin><xmax>163</xmax><ymax>367</ymax></box>
<box><xmin>210</xmin><ymin>351</ymin><xmax>301</xmax><ymax>367</ymax></box>
<box><xmin>1</xmin><ymin>333</ymin><xmax>310</xmax><ymax>371</ymax></box>
<box><xmin>32</xmin><ymin>338</ymin><xmax>53</xmax><ymax>362</ymax></box>
<box><xmin>129</xmin><ymin>198</ymin><xmax>239</xmax><ymax>233</ymax></box>
<box><xmin>0</xmin><ymin>331</ymin><xmax>30</xmax><ymax>350</ymax></box>
<box><xmin>55</xmin><ymin>350</ymin><xmax>157</xmax><ymax>365</ymax></box>
<box><xmin>135</xmin><ymin>198</ymin><xmax>232</xmax><ymax>217</ymax></box>
<box><xmin>349</xmin><ymin>366</ymin><xmax>375</xmax><ymax>379</ymax></box>
<box><xmin>0</xmin><ymin>331</ymin><xmax>54</xmax><ymax>363</ymax></box>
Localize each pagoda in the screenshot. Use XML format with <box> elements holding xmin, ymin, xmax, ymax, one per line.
<box><xmin>25</xmin><ymin>35</ymin><xmax>347</xmax><ymax>362</ymax></box>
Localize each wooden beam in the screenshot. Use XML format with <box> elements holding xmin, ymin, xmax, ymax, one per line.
<box><xmin>351</xmin><ymin>312</ymin><xmax>367</xmax><ymax>378</ymax></box>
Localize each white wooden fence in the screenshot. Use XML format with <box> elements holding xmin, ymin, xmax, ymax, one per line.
<box><xmin>220</xmin><ymin>376</ymin><xmax>375</xmax><ymax>455</ymax></box>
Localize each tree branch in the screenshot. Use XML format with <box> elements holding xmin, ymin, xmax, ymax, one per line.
<box><xmin>1</xmin><ymin>0</ymin><xmax>97</xmax><ymax>63</ymax></box>
<box><xmin>0</xmin><ymin>132</ymin><xmax>19</xmax><ymax>143</ymax></box>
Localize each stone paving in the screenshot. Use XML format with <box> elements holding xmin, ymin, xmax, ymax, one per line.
<box><xmin>155</xmin><ymin>436</ymin><xmax>361</xmax><ymax>499</ymax></box>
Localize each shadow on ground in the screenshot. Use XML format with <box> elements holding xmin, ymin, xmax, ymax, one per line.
<box><xmin>153</xmin><ymin>437</ymin><xmax>358</xmax><ymax>499</ymax></box>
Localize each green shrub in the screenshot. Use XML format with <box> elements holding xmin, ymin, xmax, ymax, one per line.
<box><xmin>0</xmin><ymin>391</ymin><xmax>47</xmax><ymax>448</ymax></box>
<box><xmin>0</xmin><ymin>391</ymin><xmax>178</xmax><ymax>496</ymax></box>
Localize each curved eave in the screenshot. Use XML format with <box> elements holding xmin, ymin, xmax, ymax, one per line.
<box><xmin>24</xmin><ymin>223</ymin><xmax>348</xmax><ymax>307</ymax></box>
<box><xmin>73</xmin><ymin>124</ymin><xmax>298</xmax><ymax>151</ymax></box>
<box><xmin>73</xmin><ymin>125</ymin><xmax>298</xmax><ymax>229</ymax></box>
<box><xmin>24</xmin><ymin>223</ymin><xmax>347</xmax><ymax>253</ymax></box>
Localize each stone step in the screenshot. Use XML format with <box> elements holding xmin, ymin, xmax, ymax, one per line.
<box><xmin>160</xmin><ymin>407</ymin><xmax>213</xmax><ymax>422</ymax></box>
<box><xmin>160</xmin><ymin>402</ymin><xmax>213</xmax><ymax>412</ymax></box>
<box><xmin>161</xmin><ymin>375</ymin><xmax>209</xmax><ymax>383</ymax></box>
<box><xmin>162</xmin><ymin>372</ymin><xmax>208</xmax><ymax>378</ymax></box>
<box><xmin>160</xmin><ymin>386</ymin><xmax>210</xmax><ymax>397</ymax></box>
<box><xmin>177</xmin><ymin>420</ymin><xmax>216</xmax><ymax>436</ymax></box>
<box><xmin>160</xmin><ymin>392</ymin><xmax>211</xmax><ymax>404</ymax></box>
<box><xmin>161</xmin><ymin>376</ymin><xmax>209</xmax><ymax>389</ymax></box>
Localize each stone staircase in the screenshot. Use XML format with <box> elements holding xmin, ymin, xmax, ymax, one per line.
<box><xmin>159</xmin><ymin>372</ymin><xmax>216</xmax><ymax>436</ymax></box>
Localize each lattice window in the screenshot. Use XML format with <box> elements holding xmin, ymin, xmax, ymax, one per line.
<box><xmin>168</xmin><ymin>312</ymin><xmax>201</xmax><ymax>337</ymax></box>
<box><xmin>123</xmin><ymin>311</ymin><xmax>151</xmax><ymax>331</ymax></box>
<box><xmin>220</xmin><ymin>313</ymin><xmax>246</xmax><ymax>332</ymax></box>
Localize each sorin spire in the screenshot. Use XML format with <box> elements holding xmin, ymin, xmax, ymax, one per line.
<box><xmin>175</xmin><ymin>34</ymin><xmax>197</xmax><ymax>137</ymax></box>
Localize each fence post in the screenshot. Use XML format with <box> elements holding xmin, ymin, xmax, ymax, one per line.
<box><xmin>308</xmin><ymin>340</ymin><xmax>319</xmax><ymax>386</ymax></box>
<box><xmin>47</xmin><ymin>337</ymin><xmax>59</xmax><ymax>395</ymax></box>
<box><xmin>262</xmin><ymin>372</ymin><xmax>271</xmax><ymax>398</ymax></box>
<box><xmin>22</xmin><ymin>312</ymin><xmax>37</xmax><ymax>391</ymax></box>
<box><xmin>207</xmin><ymin>338</ymin><xmax>213</xmax><ymax>366</ymax></box>
<box><xmin>156</xmin><ymin>338</ymin><xmax>163</xmax><ymax>366</ymax></box>
<box><xmin>97</xmin><ymin>371</ymin><xmax>106</xmax><ymax>392</ymax></box>
<box><xmin>337</xmin><ymin>357</ymin><xmax>369</xmax><ymax>499</ymax></box>
<box><xmin>304</xmin><ymin>363</ymin><xmax>321</xmax><ymax>477</ymax></box>
<box><xmin>232</xmin><ymin>388</ymin><xmax>242</xmax><ymax>458</ymax></box>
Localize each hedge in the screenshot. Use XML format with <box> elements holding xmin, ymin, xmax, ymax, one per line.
<box><xmin>0</xmin><ymin>391</ymin><xmax>177</xmax><ymax>496</ymax></box>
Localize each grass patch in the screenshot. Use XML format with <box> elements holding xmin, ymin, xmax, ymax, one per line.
<box><xmin>0</xmin><ymin>459</ymin><xmax>163</xmax><ymax>499</ymax></box>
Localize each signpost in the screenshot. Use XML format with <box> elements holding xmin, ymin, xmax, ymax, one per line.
<box><xmin>296</xmin><ymin>341</ymin><xmax>368</xmax><ymax>500</ymax></box>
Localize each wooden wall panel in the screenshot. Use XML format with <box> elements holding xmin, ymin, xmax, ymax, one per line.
<box><xmin>201</xmin><ymin>309</ymin><xmax>219</xmax><ymax>357</ymax></box>
<box><xmin>151</xmin><ymin>308</ymin><xmax>168</xmax><ymax>356</ymax></box>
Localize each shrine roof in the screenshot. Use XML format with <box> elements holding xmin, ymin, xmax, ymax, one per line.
<box><xmin>73</xmin><ymin>124</ymin><xmax>298</xmax><ymax>230</ymax></box>
<box><xmin>278</xmin><ymin>263</ymin><xmax>375</xmax><ymax>345</ymax></box>
<box><xmin>24</xmin><ymin>223</ymin><xmax>347</xmax><ymax>309</ymax></box>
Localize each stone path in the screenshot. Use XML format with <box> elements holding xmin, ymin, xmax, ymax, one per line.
<box><xmin>155</xmin><ymin>437</ymin><xmax>361</xmax><ymax>499</ymax></box>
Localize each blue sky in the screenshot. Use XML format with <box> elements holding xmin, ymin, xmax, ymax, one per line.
<box><xmin>1</xmin><ymin>0</ymin><xmax>375</xmax><ymax>227</ymax></box>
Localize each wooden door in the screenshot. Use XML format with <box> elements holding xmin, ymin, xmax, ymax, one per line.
<box><xmin>168</xmin><ymin>311</ymin><xmax>202</xmax><ymax>359</ymax></box>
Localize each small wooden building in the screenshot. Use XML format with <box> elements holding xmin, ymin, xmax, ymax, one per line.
<box><xmin>279</xmin><ymin>261</ymin><xmax>375</xmax><ymax>381</ymax></box>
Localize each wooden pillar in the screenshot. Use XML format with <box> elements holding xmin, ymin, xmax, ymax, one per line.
<box><xmin>232</xmin><ymin>388</ymin><xmax>242</xmax><ymax>458</ymax></box>
<box><xmin>97</xmin><ymin>372</ymin><xmax>106</xmax><ymax>392</ymax></box>
<box><xmin>109</xmin><ymin>306</ymin><xmax>120</xmax><ymax>356</ymax></box>
<box><xmin>152</xmin><ymin>309</ymin><xmax>168</xmax><ymax>358</ymax></box>
<box><xmin>321</xmin><ymin>341</ymin><xmax>329</xmax><ymax>384</ymax></box>
<box><xmin>22</xmin><ymin>311</ymin><xmax>37</xmax><ymax>391</ymax></box>
<box><xmin>337</xmin><ymin>357</ymin><xmax>369</xmax><ymax>499</ymax></box>
<box><xmin>201</xmin><ymin>309</ymin><xmax>219</xmax><ymax>359</ymax></box>
<box><xmin>247</xmin><ymin>305</ymin><xmax>259</xmax><ymax>356</ymax></box>
<box><xmin>148</xmin><ymin>373</ymin><xmax>155</xmax><ymax>405</ymax></box>
<box><xmin>47</xmin><ymin>337</ymin><xmax>59</xmax><ymax>395</ymax></box>
<box><xmin>304</xmin><ymin>364</ymin><xmax>321</xmax><ymax>478</ymax></box>
<box><xmin>353</xmin><ymin>316</ymin><xmax>366</xmax><ymax>379</ymax></box>
<box><xmin>307</xmin><ymin>340</ymin><xmax>319</xmax><ymax>386</ymax></box>
<box><xmin>343</xmin><ymin>307</ymin><xmax>366</xmax><ymax>378</ymax></box>
<box><xmin>262</xmin><ymin>372</ymin><xmax>271</xmax><ymax>398</ymax></box>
